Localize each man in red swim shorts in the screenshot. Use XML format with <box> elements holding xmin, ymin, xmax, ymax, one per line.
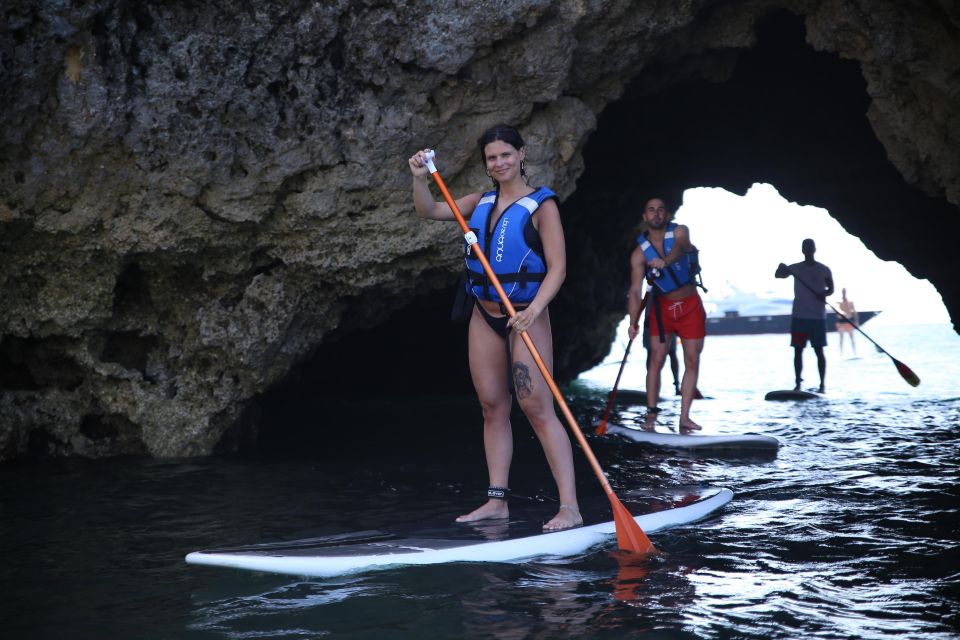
<box><xmin>627</xmin><ymin>197</ymin><xmax>706</xmax><ymax>432</ymax></box>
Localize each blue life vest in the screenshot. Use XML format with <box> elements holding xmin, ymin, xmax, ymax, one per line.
<box><xmin>638</xmin><ymin>223</ymin><xmax>698</xmax><ymax>294</ymax></box>
<box><xmin>464</xmin><ymin>186</ymin><xmax>557</xmax><ymax>303</ymax></box>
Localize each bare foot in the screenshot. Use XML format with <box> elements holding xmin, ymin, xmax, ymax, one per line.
<box><xmin>455</xmin><ymin>500</ymin><xmax>508</xmax><ymax>523</ymax></box>
<box><xmin>642</xmin><ymin>407</ymin><xmax>658</xmax><ymax>431</ymax></box>
<box><xmin>679</xmin><ymin>419</ymin><xmax>702</xmax><ymax>432</ymax></box>
<box><xmin>543</xmin><ymin>504</ymin><xmax>583</xmax><ymax>532</ymax></box>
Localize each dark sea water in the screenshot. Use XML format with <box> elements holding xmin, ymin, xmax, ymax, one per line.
<box><xmin>1</xmin><ymin>323</ymin><xmax>958</xmax><ymax>639</ymax></box>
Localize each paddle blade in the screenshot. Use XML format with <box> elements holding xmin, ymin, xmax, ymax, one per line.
<box><xmin>596</xmin><ymin>387</ymin><xmax>620</xmax><ymax>435</ymax></box>
<box><xmin>608</xmin><ymin>495</ymin><xmax>657</xmax><ymax>555</ymax></box>
<box><xmin>609</xmin><ymin>551</ymin><xmax>651</xmax><ymax>601</ymax></box>
<box><xmin>894</xmin><ymin>358</ymin><xmax>920</xmax><ymax>387</ymax></box>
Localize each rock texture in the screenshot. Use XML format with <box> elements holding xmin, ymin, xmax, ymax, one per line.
<box><xmin>1</xmin><ymin>1</ymin><xmax>957</xmax><ymax>461</ymax></box>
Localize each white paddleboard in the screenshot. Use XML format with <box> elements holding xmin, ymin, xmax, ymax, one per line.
<box><xmin>604</xmin><ymin>424</ymin><xmax>779</xmax><ymax>450</ymax></box>
<box><xmin>185</xmin><ymin>488</ymin><xmax>733</xmax><ymax>578</ymax></box>
<box><xmin>764</xmin><ymin>389</ymin><xmax>821</xmax><ymax>401</ymax></box>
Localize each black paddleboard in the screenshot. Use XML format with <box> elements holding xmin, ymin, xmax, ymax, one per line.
<box><xmin>614</xmin><ymin>389</ymin><xmax>664</xmax><ymax>404</ymax></box>
<box><xmin>764</xmin><ymin>389</ymin><xmax>821</xmax><ymax>401</ymax></box>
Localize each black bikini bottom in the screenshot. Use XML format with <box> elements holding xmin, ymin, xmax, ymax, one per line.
<box><xmin>475</xmin><ymin>302</ymin><xmax>530</xmax><ymax>337</ymax></box>
<box><xmin>475</xmin><ymin>302</ymin><xmax>529</xmax><ymax>394</ymax></box>
<box><xmin>476</xmin><ymin>302</ymin><xmax>510</xmax><ymax>337</ymax></box>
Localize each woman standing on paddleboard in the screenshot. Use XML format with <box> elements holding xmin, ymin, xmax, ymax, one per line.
<box><xmin>408</xmin><ymin>124</ymin><xmax>581</xmax><ymax>532</ymax></box>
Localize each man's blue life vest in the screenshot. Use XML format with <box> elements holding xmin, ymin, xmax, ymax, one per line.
<box><xmin>464</xmin><ymin>186</ymin><xmax>557</xmax><ymax>303</ymax></box>
<box><xmin>638</xmin><ymin>222</ymin><xmax>700</xmax><ymax>294</ymax></box>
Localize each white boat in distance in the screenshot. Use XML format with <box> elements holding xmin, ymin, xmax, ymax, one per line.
<box><xmin>703</xmin><ymin>288</ymin><xmax>880</xmax><ymax>336</ymax></box>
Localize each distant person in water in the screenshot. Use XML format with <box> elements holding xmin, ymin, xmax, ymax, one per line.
<box><xmin>408</xmin><ymin>124</ymin><xmax>581</xmax><ymax>532</ymax></box>
<box><xmin>836</xmin><ymin>288</ymin><xmax>858</xmax><ymax>356</ymax></box>
<box><xmin>627</xmin><ymin>197</ymin><xmax>706</xmax><ymax>432</ymax></box>
<box><xmin>776</xmin><ymin>239</ymin><xmax>835</xmax><ymax>392</ymax></box>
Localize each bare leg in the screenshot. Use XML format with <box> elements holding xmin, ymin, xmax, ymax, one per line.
<box><xmin>645</xmin><ymin>333</ymin><xmax>670</xmax><ymax>430</ymax></box>
<box><xmin>669</xmin><ymin>338</ymin><xmax>680</xmax><ymax>395</ymax></box>
<box><xmin>814</xmin><ymin>346</ymin><xmax>826</xmax><ymax>393</ymax></box>
<box><xmin>457</xmin><ymin>308</ymin><xmax>512</xmax><ymax>523</ymax></box>
<box><xmin>793</xmin><ymin>346</ymin><xmax>804</xmax><ymax>390</ymax></box>
<box><xmin>511</xmin><ymin>311</ymin><xmax>582</xmax><ymax>531</ymax></box>
<box><xmin>678</xmin><ymin>337</ymin><xmax>703</xmax><ymax>431</ymax></box>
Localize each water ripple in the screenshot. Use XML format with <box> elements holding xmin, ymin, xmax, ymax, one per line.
<box><xmin>2</xmin><ymin>325</ymin><xmax>959</xmax><ymax>638</ymax></box>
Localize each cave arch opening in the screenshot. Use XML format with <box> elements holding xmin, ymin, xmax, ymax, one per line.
<box><xmin>553</xmin><ymin>8</ymin><xmax>955</xmax><ymax>377</ymax></box>
<box><xmin>248</xmin><ymin>10</ymin><xmax>951</xmax><ymax>453</ymax></box>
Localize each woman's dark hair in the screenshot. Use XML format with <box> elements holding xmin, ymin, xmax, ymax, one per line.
<box><xmin>477</xmin><ymin>124</ymin><xmax>526</xmax><ymax>188</ymax></box>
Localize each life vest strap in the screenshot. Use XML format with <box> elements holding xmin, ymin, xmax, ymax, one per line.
<box><xmin>467</xmin><ymin>269</ymin><xmax>547</xmax><ymax>286</ymax></box>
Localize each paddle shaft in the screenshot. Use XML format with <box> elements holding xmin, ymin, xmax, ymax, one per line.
<box><xmin>784</xmin><ymin>264</ymin><xmax>919</xmax><ymax>385</ymax></box>
<box><xmin>424</xmin><ymin>159</ymin><xmax>619</xmax><ymax>499</ymax></box>
<box><xmin>598</xmin><ymin>337</ymin><xmax>634</xmax><ymax>428</ymax></box>
<box><xmin>786</xmin><ymin>266</ymin><xmax>888</xmax><ymax>354</ymax></box>
<box><xmin>597</xmin><ymin>288</ymin><xmax>650</xmax><ymax>432</ymax></box>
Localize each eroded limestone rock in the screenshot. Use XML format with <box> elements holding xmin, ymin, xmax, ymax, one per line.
<box><xmin>1</xmin><ymin>0</ymin><xmax>957</xmax><ymax>460</ymax></box>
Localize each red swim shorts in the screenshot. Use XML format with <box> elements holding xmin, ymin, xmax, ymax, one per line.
<box><xmin>648</xmin><ymin>293</ymin><xmax>706</xmax><ymax>340</ymax></box>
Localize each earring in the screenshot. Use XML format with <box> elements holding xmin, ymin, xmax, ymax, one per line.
<box><xmin>520</xmin><ymin>160</ymin><xmax>526</xmax><ymax>175</ymax></box>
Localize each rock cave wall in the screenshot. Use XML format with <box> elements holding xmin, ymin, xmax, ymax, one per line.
<box><xmin>1</xmin><ymin>0</ymin><xmax>957</xmax><ymax>461</ymax></box>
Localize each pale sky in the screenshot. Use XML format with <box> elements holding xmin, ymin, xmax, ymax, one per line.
<box><xmin>673</xmin><ymin>184</ymin><xmax>950</xmax><ymax>326</ymax></box>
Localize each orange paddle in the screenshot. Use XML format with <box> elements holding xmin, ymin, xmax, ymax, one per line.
<box><xmin>595</xmin><ymin>288</ymin><xmax>650</xmax><ymax>436</ymax></box>
<box><xmin>424</xmin><ymin>151</ymin><xmax>656</xmax><ymax>555</ymax></box>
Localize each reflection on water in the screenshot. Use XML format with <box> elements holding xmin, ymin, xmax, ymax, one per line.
<box><xmin>1</xmin><ymin>325</ymin><xmax>958</xmax><ymax>639</ymax></box>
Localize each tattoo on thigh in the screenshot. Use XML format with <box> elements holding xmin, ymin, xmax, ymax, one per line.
<box><xmin>513</xmin><ymin>362</ymin><xmax>533</xmax><ymax>399</ymax></box>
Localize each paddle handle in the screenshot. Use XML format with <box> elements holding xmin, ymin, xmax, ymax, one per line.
<box><xmin>423</xmin><ymin>150</ymin><xmax>438</xmax><ymax>173</ymax></box>
<box><xmin>425</xmin><ymin>153</ymin><xmax>618</xmax><ymax>497</ymax></box>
